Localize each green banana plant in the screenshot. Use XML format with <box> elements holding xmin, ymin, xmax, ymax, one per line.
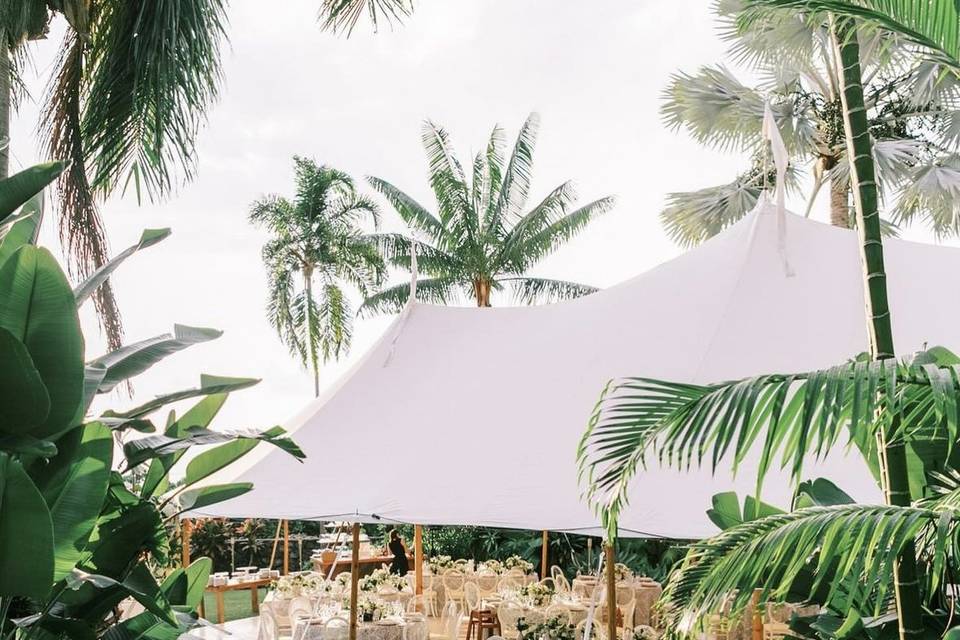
<box><xmin>0</xmin><ymin>163</ymin><xmax>305</xmax><ymax>640</ymax></box>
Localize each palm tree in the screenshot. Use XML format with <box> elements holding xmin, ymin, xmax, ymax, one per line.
<box><xmin>0</xmin><ymin>0</ymin><xmax>412</xmax><ymax>352</ymax></box>
<box><xmin>361</xmin><ymin>113</ymin><xmax>616</xmax><ymax>313</ymax></box>
<box><xmin>579</xmin><ymin>4</ymin><xmax>960</xmax><ymax>640</ymax></box>
<box><xmin>659</xmin><ymin>1</ymin><xmax>960</xmax><ymax>246</ymax></box>
<box><xmin>250</xmin><ymin>157</ymin><xmax>385</xmax><ymax>397</ymax></box>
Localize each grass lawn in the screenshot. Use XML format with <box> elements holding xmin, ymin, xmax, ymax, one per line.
<box><xmin>200</xmin><ymin>588</ymin><xmax>269</xmax><ymax>623</ymax></box>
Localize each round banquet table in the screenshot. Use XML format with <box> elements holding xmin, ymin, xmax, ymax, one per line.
<box><xmin>291</xmin><ymin>616</ymin><xmax>428</xmax><ymax>640</ymax></box>
<box><xmin>570</xmin><ymin>577</ymin><xmax>662</xmax><ymax>628</ymax></box>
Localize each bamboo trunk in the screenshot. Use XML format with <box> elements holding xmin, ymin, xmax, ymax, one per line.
<box><xmin>350</xmin><ymin>523</ymin><xmax>360</xmax><ymax>640</ymax></box>
<box><xmin>605</xmin><ymin>543</ymin><xmax>617</xmax><ymax>640</ymax></box>
<box><xmin>832</xmin><ymin>17</ymin><xmax>924</xmax><ymax>640</ymax></box>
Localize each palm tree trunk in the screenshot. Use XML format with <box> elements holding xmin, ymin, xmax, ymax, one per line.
<box><xmin>832</xmin><ymin>17</ymin><xmax>923</xmax><ymax>640</ymax></box>
<box><xmin>0</xmin><ymin>40</ymin><xmax>11</xmax><ymax>178</ymax></box>
<box><xmin>828</xmin><ymin>174</ymin><xmax>849</xmax><ymax>228</ymax></box>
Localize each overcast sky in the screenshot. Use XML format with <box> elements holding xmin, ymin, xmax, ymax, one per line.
<box><xmin>9</xmin><ymin>0</ymin><xmax>957</xmax><ymax>433</ymax></box>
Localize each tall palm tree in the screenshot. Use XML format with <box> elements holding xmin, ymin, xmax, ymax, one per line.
<box><xmin>579</xmin><ymin>4</ymin><xmax>960</xmax><ymax>640</ymax></box>
<box><xmin>361</xmin><ymin>113</ymin><xmax>616</xmax><ymax>313</ymax></box>
<box><xmin>250</xmin><ymin>157</ymin><xmax>385</xmax><ymax>397</ymax></box>
<box><xmin>659</xmin><ymin>0</ymin><xmax>960</xmax><ymax>246</ymax></box>
<box><xmin>0</xmin><ymin>0</ymin><xmax>411</xmax><ymax>352</ymax></box>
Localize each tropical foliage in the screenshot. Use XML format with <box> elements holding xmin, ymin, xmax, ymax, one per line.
<box><xmin>0</xmin><ymin>163</ymin><xmax>304</xmax><ymax>639</ymax></box>
<box><xmin>362</xmin><ymin>113</ymin><xmax>616</xmax><ymax>312</ymax></box>
<box><xmin>660</xmin><ymin>0</ymin><xmax>960</xmax><ymax>245</ymax></box>
<box><xmin>0</xmin><ymin>0</ymin><xmax>413</xmax><ymax>351</ymax></box>
<box><xmin>250</xmin><ymin>157</ymin><xmax>385</xmax><ymax>396</ymax></box>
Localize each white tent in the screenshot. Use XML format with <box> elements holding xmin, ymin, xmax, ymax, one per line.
<box><xmin>194</xmin><ymin>204</ymin><xmax>960</xmax><ymax>538</ymax></box>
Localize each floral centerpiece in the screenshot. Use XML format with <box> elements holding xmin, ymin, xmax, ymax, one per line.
<box><xmin>273</xmin><ymin>572</ymin><xmax>326</xmax><ymax>598</ymax></box>
<box><xmin>517</xmin><ymin>582</ymin><xmax>554</xmax><ymax>607</ymax></box>
<box><xmin>427</xmin><ymin>555</ymin><xmax>455</xmax><ymax>574</ymax></box>
<box><xmin>633</xmin><ymin>626</ymin><xmax>659</xmax><ymax>640</ymax></box>
<box><xmin>478</xmin><ymin>559</ymin><xmax>504</xmax><ymax>574</ymax></box>
<box><xmin>336</xmin><ymin>572</ymin><xmax>353</xmax><ymax>588</ymax></box>
<box><xmin>518</xmin><ymin>616</ymin><xmax>574</xmax><ymax>640</ymax></box>
<box><xmin>614</xmin><ymin>563</ymin><xmax>633</xmax><ymax>582</ymax></box>
<box><xmin>359</xmin><ymin>568</ymin><xmax>408</xmax><ymax>593</ymax></box>
<box><xmin>504</xmin><ymin>555</ymin><xmax>534</xmax><ymax>574</ymax></box>
<box><xmin>350</xmin><ymin>596</ymin><xmax>387</xmax><ymax>622</ymax></box>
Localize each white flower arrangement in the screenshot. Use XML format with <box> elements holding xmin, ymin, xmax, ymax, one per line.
<box><xmin>427</xmin><ymin>555</ymin><xmax>455</xmax><ymax>574</ymax></box>
<box><xmin>353</xmin><ymin>596</ymin><xmax>387</xmax><ymax>621</ymax></box>
<box><xmin>614</xmin><ymin>564</ymin><xmax>633</xmax><ymax>582</ymax></box>
<box><xmin>478</xmin><ymin>559</ymin><xmax>504</xmax><ymax>574</ymax></box>
<box><xmin>273</xmin><ymin>572</ymin><xmax>326</xmax><ymax>598</ymax></box>
<box><xmin>359</xmin><ymin>568</ymin><xmax>408</xmax><ymax>593</ymax></box>
<box><xmin>633</xmin><ymin>626</ymin><xmax>659</xmax><ymax>640</ymax></box>
<box><xmin>504</xmin><ymin>555</ymin><xmax>534</xmax><ymax>574</ymax></box>
<box><xmin>517</xmin><ymin>582</ymin><xmax>554</xmax><ymax>607</ymax></box>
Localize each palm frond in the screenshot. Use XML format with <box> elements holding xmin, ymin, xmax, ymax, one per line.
<box><xmin>890</xmin><ymin>154</ymin><xmax>960</xmax><ymax>238</ymax></box>
<box><xmin>359</xmin><ymin>277</ymin><xmax>459</xmax><ymax>316</ymax></box>
<box><xmin>660</xmin><ymin>504</ymin><xmax>938</xmax><ymax>635</ymax></box>
<box><xmin>503</xmin><ymin>277</ymin><xmax>599</xmax><ymax>305</ymax></box>
<box><xmin>741</xmin><ymin>0</ymin><xmax>960</xmax><ymax>69</ymax></box>
<box><xmin>318</xmin><ymin>0</ymin><xmax>413</xmax><ymax>35</ymax></box>
<box><xmin>81</xmin><ymin>0</ymin><xmax>227</xmax><ymax>200</ymax></box>
<box><xmin>501</xmin><ymin>196</ymin><xmax>616</xmax><ymax>271</ymax></box>
<box><xmin>420</xmin><ymin>120</ymin><xmax>472</xmax><ymax>234</ymax></box>
<box><xmin>367</xmin><ymin>176</ymin><xmax>449</xmax><ymax>247</ymax></box>
<box><xmin>716</xmin><ymin>0</ymin><xmax>821</xmax><ymax>70</ymax></box>
<box><xmin>366</xmin><ymin>232</ymin><xmax>459</xmax><ymax>277</ymax></box>
<box><xmin>316</xmin><ymin>283</ymin><xmax>352</xmax><ymax>362</ymax></box>
<box><xmin>578</xmin><ymin>356</ymin><xmax>960</xmax><ymax>539</ymax></box>
<box><xmin>660</xmin><ymin>175</ymin><xmax>762</xmax><ymax>247</ymax></box>
<box><xmin>41</xmin><ymin>31</ymin><xmax>123</xmax><ymax>352</ymax></box>
<box><xmin>489</xmin><ymin>112</ymin><xmax>540</xmax><ymax>232</ymax></box>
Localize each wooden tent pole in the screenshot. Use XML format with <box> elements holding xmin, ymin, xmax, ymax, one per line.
<box><xmin>349</xmin><ymin>523</ymin><xmax>361</xmax><ymax>640</ymax></box>
<box><xmin>541</xmin><ymin>530</ymin><xmax>549</xmax><ymax>579</ymax></box>
<box><xmin>414</xmin><ymin>525</ymin><xmax>424</xmax><ymax>595</ymax></box>
<box><xmin>751</xmin><ymin>588</ymin><xmax>763</xmax><ymax>640</ymax></box>
<box><xmin>268</xmin><ymin>520</ymin><xmax>283</xmax><ymax>570</ymax></box>
<box><xmin>283</xmin><ymin>520</ymin><xmax>290</xmax><ymax>575</ymax></box>
<box><xmin>181</xmin><ymin>518</ymin><xmax>193</xmax><ymax>567</ymax></box>
<box><xmin>605</xmin><ymin>542</ymin><xmax>617</xmax><ymax>640</ymax></box>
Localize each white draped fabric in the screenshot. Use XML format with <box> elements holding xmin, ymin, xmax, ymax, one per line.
<box><xmin>191</xmin><ymin>204</ymin><xmax>960</xmax><ymax>537</ymax></box>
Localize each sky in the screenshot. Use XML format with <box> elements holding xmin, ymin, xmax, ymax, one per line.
<box><xmin>9</xmin><ymin>0</ymin><xmax>958</xmax><ymax>434</ymax></box>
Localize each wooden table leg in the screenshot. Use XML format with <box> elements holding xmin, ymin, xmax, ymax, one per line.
<box><xmin>199</xmin><ymin>595</ymin><xmax>206</xmax><ymax>619</ymax></box>
<box><xmin>216</xmin><ymin>590</ymin><xmax>225</xmax><ymax>625</ymax></box>
<box><xmin>251</xmin><ymin>585</ymin><xmax>260</xmax><ymax>614</ymax></box>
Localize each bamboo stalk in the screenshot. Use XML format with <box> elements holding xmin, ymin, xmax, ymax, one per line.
<box><xmin>414</xmin><ymin>525</ymin><xmax>424</xmax><ymax>595</ymax></box>
<box><xmin>832</xmin><ymin>16</ymin><xmax>924</xmax><ymax>640</ymax></box>
<box><xmin>605</xmin><ymin>543</ymin><xmax>616</xmax><ymax>640</ymax></box>
<box><xmin>350</xmin><ymin>523</ymin><xmax>361</xmax><ymax>640</ymax></box>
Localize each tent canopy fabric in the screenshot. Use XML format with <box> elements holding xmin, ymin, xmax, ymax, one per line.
<box><xmin>192</xmin><ymin>204</ymin><xmax>959</xmax><ymax>538</ymax></box>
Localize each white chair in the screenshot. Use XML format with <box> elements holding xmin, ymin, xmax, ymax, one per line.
<box><xmin>432</xmin><ymin>602</ymin><xmax>461</xmax><ymax>640</ymax></box>
<box><xmin>464</xmin><ymin>581</ymin><xmax>482</xmax><ymax>613</ymax></box>
<box><xmin>422</xmin><ymin>574</ymin><xmax>440</xmax><ymax>617</ymax></box>
<box><xmin>258</xmin><ymin>607</ymin><xmax>279</xmax><ymax>640</ymax></box>
<box><xmin>477</xmin><ymin>572</ymin><xmax>499</xmax><ymax>600</ymax></box>
<box><xmin>550</xmin><ymin>566</ymin><xmax>570</xmax><ymax>594</ymax></box>
<box><xmin>497</xmin><ymin>576</ymin><xmax>521</xmax><ymax>594</ymax></box>
<box><xmin>443</xmin><ymin>570</ymin><xmax>467</xmax><ymax>609</ymax></box>
<box><xmin>323</xmin><ymin>616</ymin><xmax>350</xmax><ymax>640</ymax></box>
<box><xmin>288</xmin><ymin>596</ymin><xmax>313</xmax><ymax>624</ymax></box>
<box><xmin>539</xmin><ymin>577</ymin><xmax>557</xmax><ymax>592</ymax></box>
<box><xmin>543</xmin><ymin>604</ymin><xmax>571</xmax><ymax>624</ymax></box>
<box><xmin>497</xmin><ymin>602</ymin><xmax>524</xmax><ymax>640</ymax></box>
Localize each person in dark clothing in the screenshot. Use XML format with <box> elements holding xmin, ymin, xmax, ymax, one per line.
<box><xmin>388</xmin><ymin>529</ymin><xmax>409</xmax><ymax>575</ymax></box>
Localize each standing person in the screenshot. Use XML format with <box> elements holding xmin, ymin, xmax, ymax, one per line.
<box><xmin>387</xmin><ymin>530</ymin><xmax>409</xmax><ymax>575</ymax></box>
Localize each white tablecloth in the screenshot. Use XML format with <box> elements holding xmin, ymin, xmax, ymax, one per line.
<box><xmin>292</xmin><ymin>618</ymin><xmax>427</xmax><ymax>640</ymax></box>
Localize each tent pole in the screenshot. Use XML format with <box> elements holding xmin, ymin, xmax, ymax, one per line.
<box><xmin>605</xmin><ymin>542</ymin><xmax>617</xmax><ymax>640</ymax></box>
<box><xmin>541</xmin><ymin>530</ymin><xmax>549</xmax><ymax>579</ymax></box>
<box><xmin>751</xmin><ymin>589</ymin><xmax>763</xmax><ymax>640</ymax></box>
<box><xmin>414</xmin><ymin>525</ymin><xmax>424</xmax><ymax>595</ymax></box>
<box><xmin>350</xmin><ymin>523</ymin><xmax>361</xmax><ymax>640</ymax></box>
<box><xmin>181</xmin><ymin>518</ymin><xmax>192</xmax><ymax>568</ymax></box>
<box><xmin>283</xmin><ymin>520</ymin><xmax>290</xmax><ymax>575</ymax></box>
<box><xmin>268</xmin><ymin>520</ymin><xmax>283</xmax><ymax>570</ymax></box>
